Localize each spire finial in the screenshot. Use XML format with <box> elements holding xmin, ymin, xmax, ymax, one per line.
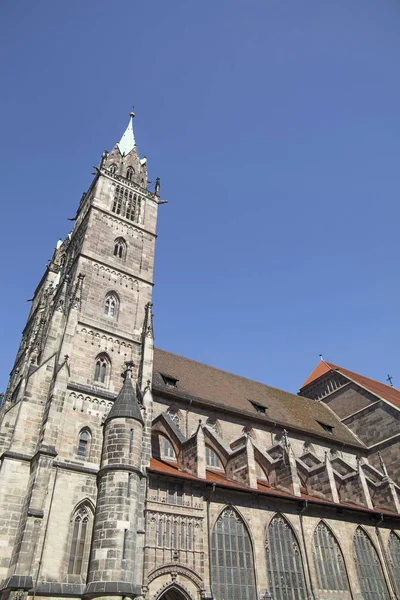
<box><xmin>130</xmin><ymin>104</ymin><xmax>135</xmax><ymax>119</ymax></box>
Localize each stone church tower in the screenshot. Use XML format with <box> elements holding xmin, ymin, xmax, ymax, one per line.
<box><xmin>1</xmin><ymin>112</ymin><xmax>400</xmax><ymax>600</ymax></box>
<box><xmin>0</xmin><ymin>114</ymin><xmax>160</xmax><ymax>600</ymax></box>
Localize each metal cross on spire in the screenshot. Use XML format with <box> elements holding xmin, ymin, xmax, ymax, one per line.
<box><xmin>386</xmin><ymin>374</ymin><xmax>394</xmax><ymax>387</ymax></box>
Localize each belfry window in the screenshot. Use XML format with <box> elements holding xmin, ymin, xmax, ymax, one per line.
<box><xmin>126</xmin><ymin>166</ymin><xmax>134</xmax><ymax>181</ymax></box>
<box><xmin>211</xmin><ymin>507</ymin><xmax>256</xmax><ymax>600</ymax></box>
<box><xmin>94</xmin><ymin>354</ymin><xmax>110</xmax><ymax>384</ymax></box>
<box><xmin>109</xmin><ymin>163</ymin><xmax>117</xmax><ymax>174</ymax></box>
<box><xmin>265</xmin><ymin>514</ymin><xmax>307</xmax><ymax>600</ymax></box>
<box><xmin>77</xmin><ymin>430</ymin><xmax>90</xmax><ymax>458</ymax></box>
<box><xmin>313</xmin><ymin>521</ymin><xmax>350</xmax><ymax>594</ymax></box>
<box><xmin>68</xmin><ymin>503</ymin><xmax>94</xmax><ymax>575</ymax></box>
<box><xmin>354</xmin><ymin>527</ymin><xmax>390</xmax><ymax>599</ymax></box>
<box><xmin>111</xmin><ymin>185</ymin><xmax>140</xmax><ymax>223</ymax></box>
<box><xmin>104</xmin><ymin>293</ymin><xmax>118</xmax><ymax>318</ymax></box>
<box><xmin>389</xmin><ymin>531</ymin><xmax>400</xmax><ymax>595</ymax></box>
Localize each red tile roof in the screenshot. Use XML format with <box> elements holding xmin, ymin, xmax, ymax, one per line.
<box><xmin>301</xmin><ymin>361</ymin><xmax>400</xmax><ymax>410</ymax></box>
<box><xmin>149</xmin><ymin>458</ymin><xmax>399</xmax><ymax>518</ymax></box>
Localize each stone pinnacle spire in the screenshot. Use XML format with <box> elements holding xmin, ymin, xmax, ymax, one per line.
<box><xmin>117</xmin><ymin>111</ymin><xmax>136</xmax><ymax>156</ymax></box>
<box><xmin>105</xmin><ymin>361</ymin><xmax>143</xmax><ymax>424</ymax></box>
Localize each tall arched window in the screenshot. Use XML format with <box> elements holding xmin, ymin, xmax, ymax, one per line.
<box><xmin>113</xmin><ymin>238</ymin><xmax>126</xmax><ymax>259</ymax></box>
<box><xmin>68</xmin><ymin>502</ymin><xmax>94</xmax><ymax>575</ymax></box>
<box><xmin>389</xmin><ymin>531</ymin><xmax>400</xmax><ymax>595</ymax></box>
<box><xmin>77</xmin><ymin>429</ymin><xmax>91</xmax><ymax>458</ymax></box>
<box><xmin>161</xmin><ymin>436</ymin><xmax>177</xmax><ymax>461</ymax></box>
<box><xmin>211</xmin><ymin>508</ymin><xmax>256</xmax><ymax>600</ymax></box>
<box><xmin>94</xmin><ymin>354</ymin><xmax>110</xmax><ymax>384</ymax></box>
<box><xmin>354</xmin><ymin>527</ymin><xmax>390</xmax><ymax>599</ymax></box>
<box><xmin>313</xmin><ymin>521</ymin><xmax>350</xmax><ymax>594</ymax></box>
<box><xmin>266</xmin><ymin>515</ymin><xmax>307</xmax><ymax>600</ymax></box>
<box><xmin>126</xmin><ymin>166</ymin><xmax>134</xmax><ymax>181</ymax></box>
<box><xmin>104</xmin><ymin>293</ymin><xmax>118</xmax><ymax>319</ymax></box>
<box><xmin>109</xmin><ymin>163</ymin><xmax>117</xmax><ymax>174</ymax></box>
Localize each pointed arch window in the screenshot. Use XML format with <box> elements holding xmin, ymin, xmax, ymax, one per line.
<box><xmin>206</xmin><ymin>446</ymin><xmax>223</xmax><ymax>470</ymax></box>
<box><xmin>104</xmin><ymin>293</ymin><xmax>118</xmax><ymax>319</ymax></box>
<box><xmin>109</xmin><ymin>163</ymin><xmax>117</xmax><ymax>174</ymax></box>
<box><xmin>313</xmin><ymin>521</ymin><xmax>350</xmax><ymax>593</ymax></box>
<box><xmin>94</xmin><ymin>354</ymin><xmax>110</xmax><ymax>384</ymax></box>
<box><xmin>77</xmin><ymin>429</ymin><xmax>91</xmax><ymax>458</ymax></box>
<box><xmin>68</xmin><ymin>503</ymin><xmax>94</xmax><ymax>575</ymax></box>
<box><xmin>113</xmin><ymin>237</ymin><xmax>126</xmax><ymax>260</ymax></box>
<box><xmin>389</xmin><ymin>531</ymin><xmax>400</xmax><ymax>595</ymax></box>
<box><xmin>211</xmin><ymin>507</ymin><xmax>256</xmax><ymax>600</ymax></box>
<box><xmin>161</xmin><ymin>436</ymin><xmax>177</xmax><ymax>461</ymax></box>
<box><xmin>354</xmin><ymin>527</ymin><xmax>390</xmax><ymax>599</ymax></box>
<box><xmin>266</xmin><ymin>514</ymin><xmax>307</xmax><ymax>600</ymax></box>
<box><xmin>126</xmin><ymin>166</ymin><xmax>134</xmax><ymax>181</ymax></box>
<box><xmin>111</xmin><ymin>185</ymin><xmax>139</xmax><ymax>222</ymax></box>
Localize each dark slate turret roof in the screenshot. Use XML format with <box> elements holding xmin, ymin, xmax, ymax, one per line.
<box><xmin>105</xmin><ymin>375</ymin><xmax>143</xmax><ymax>424</ymax></box>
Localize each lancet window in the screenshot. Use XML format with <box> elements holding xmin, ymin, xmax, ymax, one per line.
<box><xmin>389</xmin><ymin>531</ymin><xmax>400</xmax><ymax>595</ymax></box>
<box><xmin>126</xmin><ymin>166</ymin><xmax>134</xmax><ymax>181</ymax></box>
<box><xmin>104</xmin><ymin>293</ymin><xmax>118</xmax><ymax>319</ymax></box>
<box><xmin>111</xmin><ymin>185</ymin><xmax>141</xmax><ymax>223</ymax></box>
<box><xmin>113</xmin><ymin>237</ymin><xmax>126</xmax><ymax>259</ymax></box>
<box><xmin>68</xmin><ymin>503</ymin><xmax>94</xmax><ymax>575</ymax></box>
<box><xmin>77</xmin><ymin>429</ymin><xmax>91</xmax><ymax>458</ymax></box>
<box><xmin>265</xmin><ymin>515</ymin><xmax>307</xmax><ymax>600</ymax></box>
<box><xmin>211</xmin><ymin>508</ymin><xmax>256</xmax><ymax>600</ymax></box>
<box><xmin>109</xmin><ymin>163</ymin><xmax>117</xmax><ymax>174</ymax></box>
<box><xmin>313</xmin><ymin>522</ymin><xmax>350</xmax><ymax>594</ymax></box>
<box><xmin>354</xmin><ymin>527</ymin><xmax>390</xmax><ymax>599</ymax></box>
<box><xmin>94</xmin><ymin>354</ymin><xmax>110</xmax><ymax>384</ymax></box>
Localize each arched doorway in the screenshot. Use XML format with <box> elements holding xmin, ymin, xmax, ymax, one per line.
<box><xmin>157</xmin><ymin>586</ymin><xmax>192</xmax><ymax>600</ymax></box>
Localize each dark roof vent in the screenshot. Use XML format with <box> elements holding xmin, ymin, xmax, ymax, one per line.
<box><xmin>161</xmin><ymin>373</ymin><xmax>178</xmax><ymax>387</ymax></box>
<box><xmin>249</xmin><ymin>400</ymin><xmax>267</xmax><ymax>414</ymax></box>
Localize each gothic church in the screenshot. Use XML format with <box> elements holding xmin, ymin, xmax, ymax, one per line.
<box><xmin>1</xmin><ymin>114</ymin><xmax>400</xmax><ymax>600</ymax></box>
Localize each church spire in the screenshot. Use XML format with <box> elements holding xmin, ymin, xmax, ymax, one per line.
<box><xmin>117</xmin><ymin>111</ymin><xmax>136</xmax><ymax>156</ymax></box>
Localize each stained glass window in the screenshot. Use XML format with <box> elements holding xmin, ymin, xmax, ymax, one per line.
<box><xmin>266</xmin><ymin>514</ymin><xmax>307</xmax><ymax>600</ymax></box>
<box><xmin>354</xmin><ymin>527</ymin><xmax>390</xmax><ymax>600</ymax></box>
<box><xmin>389</xmin><ymin>531</ymin><xmax>400</xmax><ymax>595</ymax></box>
<box><xmin>211</xmin><ymin>508</ymin><xmax>256</xmax><ymax>600</ymax></box>
<box><xmin>313</xmin><ymin>521</ymin><xmax>349</xmax><ymax>593</ymax></box>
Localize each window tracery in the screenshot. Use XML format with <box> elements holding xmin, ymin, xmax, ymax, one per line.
<box><xmin>68</xmin><ymin>503</ymin><xmax>94</xmax><ymax>575</ymax></box>
<box><xmin>313</xmin><ymin>521</ymin><xmax>350</xmax><ymax>593</ymax></box>
<box><xmin>354</xmin><ymin>527</ymin><xmax>390</xmax><ymax>599</ymax></box>
<box><xmin>265</xmin><ymin>515</ymin><xmax>307</xmax><ymax>600</ymax></box>
<box><xmin>104</xmin><ymin>293</ymin><xmax>118</xmax><ymax>319</ymax></box>
<box><xmin>211</xmin><ymin>508</ymin><xmax>256</xmax><ymax>600</ymax></box>
<box><xmin>113</xmin><ymin>237</ymin><xmax>126</xmax><ymax>259</ymax></box>
<box><xmin>94</xmin><ymin>354</ymin><xmax>110</xmax><ymax>384</ymax></box>
<box><xmin>111</xmin><ymin>185</ymin><xmax>142</xmax><ymax>223</ymax></box>
<box><xmin>389</xmin><ymin>531</ymin><xmax>400</xmax><ymax>595</ymax></box>
<box><xmin>126</xmin><ymin>166</ymin><xmax>134</xmax><ymax>181</ymax></box>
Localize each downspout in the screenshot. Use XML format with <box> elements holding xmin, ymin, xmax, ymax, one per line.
<box><xmin>375</xmin><ymin>514</ymin><xmax>398</xmax><ymax>600</ymax></box>
<box><xmin>32</xmin><ymin>465</ymin><xmax>59</xmax><ymax>600</ymax></box>
<box><xmin>206</xmin><ymin>483</ymin><xmax>216</xmax><ymax>600</ymax></box>
<box><xmin>299</xmin><ymin>500</ymin><xmax>317</xmax><ymax>600</ymax></box>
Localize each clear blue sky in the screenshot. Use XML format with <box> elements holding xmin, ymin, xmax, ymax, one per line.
<box><xmin>1</xmin><ymin>0</ymin><xmax>400</xmax><ymax>394</ymax></box>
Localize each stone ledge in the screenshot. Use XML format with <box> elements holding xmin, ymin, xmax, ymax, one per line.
<box><xmin>0</xmin><ymin>575</ymin><xmax>33</xmax><ymax>592</ymax></box>
<box><xmin>84</xmin><ymin>581</ymin><xmax>141</xmax><ymax>597</ymax></box>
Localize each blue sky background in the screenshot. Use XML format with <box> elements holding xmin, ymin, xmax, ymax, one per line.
<box><xmin>1</xmin><ymin>0</ymin><xmax>400</xmax><ymax>394</ymax></box>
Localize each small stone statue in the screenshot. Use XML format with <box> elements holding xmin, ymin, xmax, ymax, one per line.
<box><xmin>154</xmin><ymin>177</ymin><xmax>160</xmax><ymax>196</ymax></box>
